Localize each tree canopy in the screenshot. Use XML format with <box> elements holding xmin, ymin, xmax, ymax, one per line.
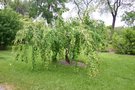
<box><xmin>0</xmin><ymin>0</ymin><xmax>68</xmax><ymax>24</ymax></box>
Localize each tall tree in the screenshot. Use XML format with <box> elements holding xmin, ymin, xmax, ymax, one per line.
<box><xmin>99</xmin><ymin>0</ymin><xmax>134</xmax><ymax>38</ymax></box>
<box><xmin>1</xmin><ymin>0</ymin><xmax>68</xmax><ymax>24</ymax></box>
<box><xmin>28</xmin><ymin>0</ymin><xmax>68</xmax><ymax>24</ymax></box>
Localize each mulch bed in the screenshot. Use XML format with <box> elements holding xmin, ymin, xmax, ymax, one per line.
<box><xmin>59</xmin><ymin>60</ymin><xmax>86</xmax><ymax>68</ymax></box>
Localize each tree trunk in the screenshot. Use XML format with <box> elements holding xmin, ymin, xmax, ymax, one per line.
<box><xmin>0</xmin><ymin>44</ymin><xmax>6</xmax><ymax>50</ymax></box>
<box><xmin>65</xmin><ymin>48</ymin><xmax>70</xmax><ymax>64</ymax></box>
<box><xmin>52</xmin><ymin>52</ymin><xmax>57</xmax><ymax>63</ymax></box>
<box><xmin>110</xmin><ymin>15</ymin><xmax>116</xmax><ymax>40</ymax></box>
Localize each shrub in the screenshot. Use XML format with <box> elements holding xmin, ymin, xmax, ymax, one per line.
<box><xmin>113</xmin><ymin>28</ymin><xmax>135</xmax><ymax>55</ymax></box>
<box><xmin>0</xmin><ymin>8</ymin><xmax>22</xmax><ymax>50</ymax></box>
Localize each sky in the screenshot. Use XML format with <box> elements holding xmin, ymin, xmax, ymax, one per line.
<box><xmin>62</xmin><ymin>2</ymin><xmax>125</xmax><ymax>27</ymax></box>
<box><xmin>0</xmin><ymin>2</ymin><xmax>4</xmax><ymax>9</ymax></box>
<box><xmin>0</xmin><ymin>1</ymin><xmax>128</xmax><ymax>26</ymax></box>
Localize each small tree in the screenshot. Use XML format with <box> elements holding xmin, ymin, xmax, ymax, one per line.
<box><xmin>0</xmin><ymin>8</ymin><xmax>22</xmax><ymax>50</ymax></box>
<box><xmin>14</xmin><ymin>17</ymin><xmax>106</xmax><ymax>76</ymax></box>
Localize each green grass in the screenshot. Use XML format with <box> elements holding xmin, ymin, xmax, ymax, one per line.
<box><xmin>0</xmin><ymin>51</ymin><xmax>135</xmax><ymax>90</ymax></box>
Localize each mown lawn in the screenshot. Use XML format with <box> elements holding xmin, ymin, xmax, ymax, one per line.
<box><xmin>0</xmin><ymin>50</ymin><xmax>135</xmax><ymax>90</ymax></box>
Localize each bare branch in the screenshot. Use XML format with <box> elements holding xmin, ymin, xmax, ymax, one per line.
<box><xmin>73</xmin><ymin>0</ymin><xmax>94</xmax><ymax>20</ymax></box>
<box><xmin>107</xmin><ymin>0</ymin><xmax>114</xmax><ymax>16</ymax></box>
<box><xmin>114</xmin><ymin>0</ymin><xmax>122</xmax><ymax>15</ymax></box>
<box><xmin>74</xmin><ymin>0</ymin><xmax>82</xmax><ymax>20</ymax></box>
<box><xmin>83</xmin><ymin>0</ymin><xmax>92</xmax><ymax>7</ymax></box>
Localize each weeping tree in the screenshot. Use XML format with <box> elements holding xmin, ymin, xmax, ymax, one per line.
<box><xmin>14</xmin><ymin>17</ymin><xmax>106</xmax><ymax>76</ymax></box>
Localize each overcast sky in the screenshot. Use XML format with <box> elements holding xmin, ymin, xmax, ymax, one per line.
<box><xmin>0</xmin><ymin>1</ymin><xmax>129</xmax><ymax>26</ymax></box>
<box><xmin>62</xmin><ymin>2</ymin><xmax>125</xmax><ymax>27</ymax></box>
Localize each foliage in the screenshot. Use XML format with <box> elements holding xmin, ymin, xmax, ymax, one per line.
<box><xmin>29</xmin><ymin>0</ymin><xmax>68</xmax><ymax>24</ymax></box>
<box><xmin>122</xmin><ymin>11</ymin><xmax>135</xmax><ymax>27</ymax></box>
<box><xmin>83</xmin><ymin>16</ymin><xmax>108</xmax><ymax>51</ymax></box>
<box><xmin>0</xmin><ymin>8</ymin><xmax>22</xmax><ymax>49</ymax></box>
<box><xmin>1</xmin><ymin>0</ymin><xmax>68</xmax><ymax>24</ymax></box>
<box><xmin>112</xmin><ymin>28</ymin><xmax>135</xmax><ymax>55</ymax></box>
<box><xmin>13</xmin><ymin>17</ymin><xmax>106</xmax><ymax>76</ymax></box>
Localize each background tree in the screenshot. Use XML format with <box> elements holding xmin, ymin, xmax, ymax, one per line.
<box><xmin>1</xmin><ymin>0</ymin><xmax>68</xmax><ymax>24</ymax></box>
<box><xmin>28</xmin><ymin>0</ymin><xmax>68</xmax><ymax>24</ymax></box>
<box><xmin>99</xmin><ymin>0</ymin><xmax>134</xmax><ymax>39</ymax></box>
<box><xmin>0</xmin><ymin>8</ymin><xmax>22</xmax><ymax>50</ymax></box>
<box><xmin>8</xmin><ymin>0</ymin><xmax>29</xmax><ymax>15</ymax></box>
<box><xmin>0</xmin><ymin>0</ymin><xmax>29</xmax><ymax>15</ymax></box>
